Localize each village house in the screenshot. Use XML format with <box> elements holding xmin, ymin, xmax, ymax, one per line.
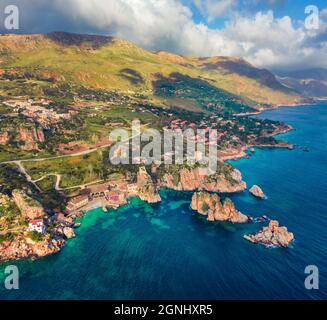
<box><xmin>110</xmin><ymin>122</ymin><xmax>125</xmax><ymax>127</ymax></box>
<box><xmin>66</xmin><ymin>195</ymin><xmax>89</xmax><ymax>214</ymax></box>
<box><xmin>27</xmin><ymin>219</ymin><xmax>46</xmax><ymax>234</ymax></box>
<box><xmin>90</xmin><ymin>187</ymin><xmax>106</xmax><ymax>199</ymax></box>
<box><xmin>88</xmin><ymin>184</ymin><xmax>110</xmax><ymax>199</ymax></box>
<box><xmin>106</xmin><ymin>191</ymin><xmax>125</xmax><ymax>204</ymax></box>
<box><xmin>106</xmin><ymin>191</ymin><xmax>122</xmax><ymax>203</ymax></box>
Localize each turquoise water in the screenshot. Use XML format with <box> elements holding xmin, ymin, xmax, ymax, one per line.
<box><xmin>1</xmin><ymin>104</ymin><xmax>327</xmax><ymax>300</ymax></box>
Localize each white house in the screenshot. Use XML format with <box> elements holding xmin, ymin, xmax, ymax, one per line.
<box><xmin>27</xmin><ymin>219</ymin><xmax>46</xmax><ymax>234</ymax></box>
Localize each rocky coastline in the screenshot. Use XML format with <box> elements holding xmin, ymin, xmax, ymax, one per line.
<box><xmin>0</xmin><ymin>124</ymin><xmax>296</xmax><ymax>263</ymax></box>
<box><xmin>218</xmin><ymin>123</ymin><xmax>294</xmax><ymax>162</ymax></box>
<box><xmin>159</xmin><ymin>167</ymin><xmax>247</xmax><ymax>193</ymax></box>
<box><xmin>0</xmin><ymin>213</ymin><xmax>75</xmax><ymax>263</ymax></box>
<box><xmin>191</xmin><ymin>192</ymin><xmax>249</xmax><ymax>223</ymax></box>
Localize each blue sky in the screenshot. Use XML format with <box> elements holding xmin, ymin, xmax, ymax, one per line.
<box><xmin>185</xmin><ymin>0</ymin><xmax>325</xmax><ymax>28</ymax></box>
<box><xmin>0</xmin><ymin>0</ymin><xmax>326</xmax><ymax>70</ymax></box>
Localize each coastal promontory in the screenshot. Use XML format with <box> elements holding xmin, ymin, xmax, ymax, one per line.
<box><xmin>191</xmin><ymin>192</ymin><xmax>249</xmax><ymax>223</ymax></box>
<box><xmin>159</xmin><ymin>165</ymin><xmax>247</xmax><ymax>193</ymax></box>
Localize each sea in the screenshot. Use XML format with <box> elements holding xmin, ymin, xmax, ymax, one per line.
<box><xmin>0</xmin><ymin>103</ymin><xmax>327</xmax><ymax>300</ymax></box>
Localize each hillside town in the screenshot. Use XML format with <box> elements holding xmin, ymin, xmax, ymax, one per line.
<box><xmin>65</xmin><ymin>180</ymin><xmax>138</xmax><ymax>215</ymax></box>
<box><xmin>3</xmin><ymin>99</ymin><xmax>74</xmax><ymax>127</ymax></box>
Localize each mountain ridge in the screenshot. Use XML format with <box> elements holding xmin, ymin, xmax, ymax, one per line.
<box><xmin>0</xmin><ymin>31</ymin><xmax>305</xmax><ymax>108</ymax></box>
<box><xmin>276</xmin><ymin>68</ymin><xmax>327</xmax><ymax>98</ymax></box>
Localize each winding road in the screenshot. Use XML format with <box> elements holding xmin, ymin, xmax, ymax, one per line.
<box><xmin>0</xmin><ymin>125</ymin><xmax>148</xmax><ymax>192</ymax></box>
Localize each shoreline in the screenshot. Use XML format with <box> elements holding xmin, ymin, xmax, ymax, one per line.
<box><xmin>219</xmin><ymin>125</ymin><xmax>294</xmax><ymax>162</ymax></box>
<box><xmin>0</xmin><ymin>104</ymin><xmax>302</xmax><ymax>264</ymax></box>
<box><xmin>235</xmin><ymin>100</ymin><xmax>322</xmax><ymax>117</ymax></box>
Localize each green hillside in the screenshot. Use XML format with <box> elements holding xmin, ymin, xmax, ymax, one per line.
<box><xmin>0</xmin><ymin>32</ymin><xmax>304</xmax><ymax>112</ymax></box>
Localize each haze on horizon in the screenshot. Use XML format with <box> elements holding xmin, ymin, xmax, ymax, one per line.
<box><xmin>0</xmin><ymin>0</ymin><xmax>326</xmax><ymax>71</ymax></box>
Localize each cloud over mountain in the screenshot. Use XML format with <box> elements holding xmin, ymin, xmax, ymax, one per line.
<box><xmin>0</xmin><ymin>0</ymin><xmax>326</xmax><ymax>71</ymax></box>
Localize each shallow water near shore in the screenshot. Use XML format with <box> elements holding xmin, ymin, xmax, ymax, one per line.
<box><xmin>1</xmin><ymin>104</ymin><xmax>327</xmax><ymax>300</ymax></box>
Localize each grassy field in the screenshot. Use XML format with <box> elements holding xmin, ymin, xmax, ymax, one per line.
<box><xmin>35</xmin><ymin>175</ymin><xmax>57</xmax><ymax>191</ymax></box>
<box><xmin>24</xmin><ymin>151</ymin><xmax>104</xmax><ymax>189</ymax></box>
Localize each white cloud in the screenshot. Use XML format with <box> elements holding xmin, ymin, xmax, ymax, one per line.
<box><xmin>1</xmin><ymin>0</ymin><xmax>326</xmax><ymax>70</ymax></box>
<box><xmin>320</xmin><ymin>8</ymin><xmax>327</xmax><ymax>18</ymax></box>
<box><xmin>193</xmin><ymin>0</ymin><xmax>237</xmax><ymax>21</ymax></box>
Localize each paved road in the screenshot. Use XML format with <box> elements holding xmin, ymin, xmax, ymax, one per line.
<box><xmin>0</xmin><ymin>125</ymin><xmax>148</xmax><ymax>191</ymax></box>
<box><xmin>0</xmin><ymin>142</ymin><xmax>114</xmax><ymax>166</ymax></box>
<box><xmin>33</xmin><ymin>174</ymin><xmax>62</xmax><ymax>191</ymax></box>
<box><xmin>0</xmin><ymin>123</ymin><xmax>149</xmax><ymax>166</ymax></box>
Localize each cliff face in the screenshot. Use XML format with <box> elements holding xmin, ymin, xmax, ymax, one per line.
<box><xmin>160</xmin><ymin>167</ymin><xmax>246</xmax><ymax>193</ymax></box>
<box><xmin>191</xmin><ymin>192</ymin><xmax>249</xmax><ymax>223</ymax></box>
<box><xmin>0</xmin><ymin>206</ymin><xmax>78</xmax><ymax>263</ymax></box>
<box><xmin>244</xmin><ymin>220</ymin><xmax>294</xmax><ymax>247</ymax></box>
<box><xmin>0</xmin><ymin>132</ymin><xmax>9</xmax><ymax>145</ymax></box>
<box><xmin>19</xmin><ymin>127</ymin><xmax>45</xmax><ymax>151</ymax></box>
<box><xmin>12</xmin><ymin>190</ymin><xmax>45</xmax><ymax>220</ymax></box>
<box><xmin>137</xmin><ymin>167</ymin><xmax>161</xmax><ymax>203</ymax></box>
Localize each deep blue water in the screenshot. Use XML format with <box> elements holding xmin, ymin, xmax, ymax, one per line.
<box><xmin>0</xmin><ymin>104</ymin><xmax>327</xmax><ymax>300</ymax></box>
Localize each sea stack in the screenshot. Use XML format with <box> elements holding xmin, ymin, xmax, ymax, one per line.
<box><xmin>137</xmin><ymin>167</ymin><xmax>161</xmax><ymax>204</ymax></box>
<box><xmin>244</xmin><ymin>220</ymin><xmax>294</xmax><ymax>248</ymax></box>
<box><xmin>249</xmin><ymin>185</ymin><xmax>266</xmax><ymax>199</ymax></box>
<box><xmin>191</xmin><ymin>192</ymin><xmax>249</xmax><ymax>223</ymax></box>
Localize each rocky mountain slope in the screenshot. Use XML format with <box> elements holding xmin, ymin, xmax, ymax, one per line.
<box><xmin>0</xmin><ymin>32</ymin><xmax>304</xmax><ymax>109</ymax></box>
<box><xmin>277</xmin><ymin>68</ymin><xmax>327</xmax><ymax>98</ymax></box>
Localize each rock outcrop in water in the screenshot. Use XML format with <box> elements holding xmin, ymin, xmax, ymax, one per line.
<box><xmin>249</xmin><ymin>185</ymin><xmax>266</xmax><ymax>199</ymax></box>
<box><xmin>191</xmin><ymin>192</ymin><xmax>249</xmax><ymax>223</ymax></box>
<box><xmin>244</xmin><ymin>220</ymin><xmax>294</xmax><ymax>247</ymax></box>
<box><xmin>63</xmin><ymin>227</ymin><xmax>75</xmax><ymax>239</ymax></box>
<box><xmin>137</xmin><ymin>167</ymin><xmax>161</xmax><ymax>203</ymax></box>
<box><xmin>160</xmin><ymin>167</ymin><xmax>246</xmax><ymax>193</ymax></box>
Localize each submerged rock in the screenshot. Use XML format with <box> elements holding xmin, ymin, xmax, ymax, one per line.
<box><xmin>249</xmin><ymin>185</ymin><xmax>266</xmax><ymax>199</ymax></box>
<box><xmin>244</xmin><ymin>220</ymin><xmax>294</xmax><ymax>247</ymax></box>
<box><xmin>191</xmin><ymin>192</ymin><xmax>249</xmax><ymax>224</ymax></box>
